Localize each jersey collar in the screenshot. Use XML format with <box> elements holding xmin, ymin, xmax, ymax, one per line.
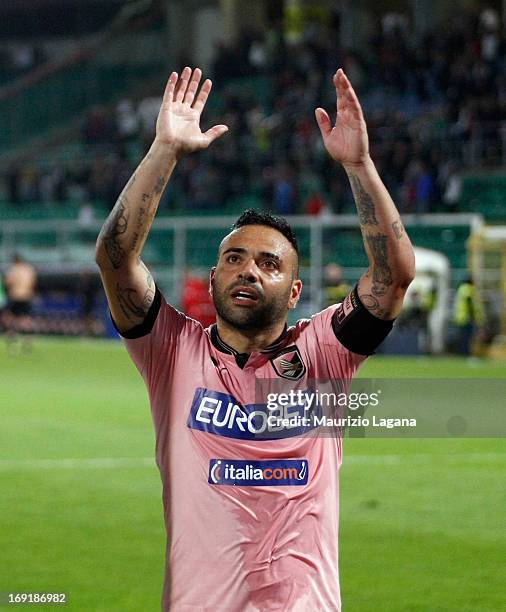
<box><xmin>210</xmin><ymin>323</ymin><xmax>289</xmax><ymax>359</ymax></box>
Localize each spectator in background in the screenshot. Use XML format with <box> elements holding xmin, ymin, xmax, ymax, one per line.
<box><xmin>414</xmin><ymin>159</ymin><xmax>436</xmax><ymax>214</ymax></box>
<box><xmin>181</xmin><ymin>272</ymin><xmax>216</xmax><ymax>328</ymax></box>
<box><xmin>0</xmin><ymin>272</ymin><xmax>7</xmax><ymax>332</ymax></box>
<box><xmin>3</xmin><ymin>9</ymin><xmax>503</xmax><ymax>218</ymax></box>
<box><xmin>480</xmin><ymin>8</ymin><xmax>501</xmax><ymax>66</ymax></box>
<box><xmin>193</xmin><ymin>164</ymin><xmax>224</xmax><ymax>210</ymax></box>
<box><xmin>82</xmin><ymin>106</ymin><xmax>115</xmax><ymax>145</ymax></box>
<box><xmin>323</xmin><ymin>263</ymin><xmax>351</xmax><ymax>308</ymax></box>
<box><xmin>89</xmin><ymin>157</ymin><xmax>117</xmax><ymax>206</ymax></box>
<box><xmin>77</xmin><ymin>202</ymin><xmax>95</xmax><ymax>229</ymax></box>
<box><xmin>248</xmin><ymin>33</ymin><xmax>268</xmax><ymax>72</ymax></box>
<box><xmin>341</xmin><ymin>50</ymin><xmax>366</xmax><ymax>92</ymax></box>
<box><xmin>440</xmin><ymin>161</ymin><xmax>462</xmax><ymax>211</ymax></box>
<box><xmin>9</xmin><ymin>43</ymin><xmax>35</xmax><ymax>73</ymax></box>
<box><xmin>67</xmin><ymin>160</ymin><xmax>89</xmax><ymax>203</ymax></box>
<box><xmin>137</xmin><ymin>96</ymin><xmax>163</xmax><ymax>147</ymax></box>
<box><xmin>273</xmin><ymin>162</ymin><xmax>297</xmax><ymax>214</ymax></box>
<box><xmin>326</xmin><ymin>173</ymin><xmax>348</xmax><ymax>214</ymax></box>
<box><xmin>211</xmin><ymin>41</ymin><xmax>238</xmax><ymax>84</ymax></box>
<box><xmin>116</xmin><ymin>99</ymin><xmax>139</xmax><ymax>144</ymax></box>
<box><xmin>19</xmin><ymin>164</ymin><xmax>41</xmax><ymax>204</ymax></box>
<box><xmin>453</xmin><ymin>277</ymin><xmax>484</xmax><ymax>356</ymax></box>
<box><xmin>305</xmin><ymin>191</ymin><xmax>326</xmax><ymax>216</ymax></box>
<box><xmin>40</xmin><ymin>165</ymin><xmax>67</xmax><ymax>204</ymax></box>
<box><xmin>80</xmin><ymin>269</ymin><xmax>100</xmax><ymax>336</ymax></box>
<box><xmin>4</xmin><ymin>254</ymin><xmax>37</xmax><ymax>353</ymax></box>
<box><xmin>403</xmin><ymin>158</ymin><xmax>436</xmax><ymax>214</ymax></box>
<box><xmin>6</xmin><ymin>162</ymin><xmax>20</xmax><ymax>204</ymax></box>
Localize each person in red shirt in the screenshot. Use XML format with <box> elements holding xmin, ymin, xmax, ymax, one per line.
<box><xmin>181</xmin><ymin>272</ymin><xmax>216</xmax><ymax>327</ymax></box>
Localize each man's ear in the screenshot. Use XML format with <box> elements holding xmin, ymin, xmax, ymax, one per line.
<box><xmin>209</xmin><ymin>267</ymin><xmax>216</xmax><ymax>296</ymax></box>
<box><xmin>289</xmin><ymin>279</ymin><xmax>303</xmax><ymax>309</ymax></box>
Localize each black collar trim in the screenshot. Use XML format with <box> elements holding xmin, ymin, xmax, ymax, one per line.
<box><xmin>259</xmin><ymin>326</ymin><xmax>289</xmax><ymax>354</ymax></box>
<box><xmin>210</xmin><ymin>324</ymin><xmax>289</xmax><ymax>357</ymax></box>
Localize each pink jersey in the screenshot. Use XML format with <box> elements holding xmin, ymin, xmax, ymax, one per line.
<box><xmin>123</xmin><ymin>293</ymin><xmax>367</xmax><ymax>611</ymax></box>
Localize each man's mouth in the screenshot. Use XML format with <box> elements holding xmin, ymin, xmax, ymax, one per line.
<box><xmin>230</xmin><ymin>286</ymin><xmax>260</xmax><ymax>305</ymax></box>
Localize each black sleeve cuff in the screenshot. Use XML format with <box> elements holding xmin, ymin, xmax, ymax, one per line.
<box><xmin>111</xmin><ymin>286</ymin><xmax>162</xmax><ymax>339</ymax></box>
<box><xmin>331</xmin><ymin>285</ymin><xmax>394</xmax><ymax>355</ymax></box>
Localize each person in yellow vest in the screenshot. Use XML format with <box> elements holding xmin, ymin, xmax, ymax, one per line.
<box><xmin>323</xmin><ymin>263</ymin><xmax>351</xmax><ymax>309</ymax></box>
<box><xmin>453</xmin><ymin>277</ymin><xmax>484</xmax><ymax>355</ymax></box>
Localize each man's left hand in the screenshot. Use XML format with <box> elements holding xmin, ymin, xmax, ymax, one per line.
<box><xmin>315</xmin><ymin>69</ymin><xmax>370</xmax><ymax>168</ymax></box>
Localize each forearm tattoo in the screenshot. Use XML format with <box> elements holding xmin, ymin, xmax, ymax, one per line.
<box><xmin>349</xmin><ymin>174</ymin><xmax>378</xmax><ymax>226</ymax></box>
<box><xmin>365</xmin><ymin>233</ymin><xmax>393</xmax><ymax>296</ymax></box>
<box><xmin>131</xmin><ymin>207</ymin><xmax>147</xmax><ymax>251</ymax></box>
<box><xmin>99</xmin><ymin>167</ymin><xmax>167</xmax><ymax>267</ymax></box>
<box><xmin>154</xmin><ymin>175</ymin><xmax>167</xmax><ymax>195</ymax></box>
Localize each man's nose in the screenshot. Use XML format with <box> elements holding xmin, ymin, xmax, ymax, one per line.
<box><xmin>238</xmin><ymin>259</ymin><xmax>259</xmax><ymax>283</ymax></box>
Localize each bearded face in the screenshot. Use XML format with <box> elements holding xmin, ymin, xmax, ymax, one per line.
<box><xmin>210</xmin><ymin>225</ymin><xmax>301</xmax><ymax>333</ymax></box>
<box><xmin>211</xmin><ymin>274</ymin><xmax>294</xmax><ymax>332</ymax></box>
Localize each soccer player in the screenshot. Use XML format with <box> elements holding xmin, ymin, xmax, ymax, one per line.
<box><xmin>4</xmin><ymin>253</ymin><xmax>37</xmax><ymax>353</ymax></box>
<box><xmin>95</xmin><ymin>67</ymin><xmax>415</xmax><ymax>611</ymax></box>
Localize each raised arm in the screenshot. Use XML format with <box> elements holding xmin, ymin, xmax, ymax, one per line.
<box><xmin>95</xmin><ymin>67</ymin><xmax>228</xmax><ymax>333</ymax></box>
<box><xmin>315</xmin><ymin>68</ymin><xmax>415</xmax><ymax>319</ymax></box>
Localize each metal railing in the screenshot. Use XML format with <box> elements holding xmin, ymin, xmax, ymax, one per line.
<box><xmin>0</xmin><ymin>213</ymin><xmax>484</xmax><ymax>313</ymax></box>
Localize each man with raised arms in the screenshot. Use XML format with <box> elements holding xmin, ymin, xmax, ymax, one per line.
<box><xmin>95</xmin><ymin>66</ymin><xmax>415</xmax><ymax>611</ymax></box>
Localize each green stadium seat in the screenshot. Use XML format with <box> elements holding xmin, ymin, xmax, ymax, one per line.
<box><xmin>460</xmin><ymin>175</ymin><xmax>506</xmax><ymax>221</ymax></box>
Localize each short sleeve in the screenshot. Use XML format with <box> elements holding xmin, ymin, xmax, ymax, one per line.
<box><xmin>119</xmin><ymin>290</ymin><xmax>196</xmax><ymax>390</ymax></box>
<box><xmin>308</xmin><ymin>304</ymin><xmax>368</xmax><ymax>380</ymax></box>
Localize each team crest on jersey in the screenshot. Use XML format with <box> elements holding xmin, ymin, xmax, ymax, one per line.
<box><xmin>271</xmin><ymin>346</ymin><xmax>306</xmax><ymax>380</ymax></box>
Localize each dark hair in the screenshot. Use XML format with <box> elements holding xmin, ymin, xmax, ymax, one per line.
<box><xmin>232</xmin><ymin>209</ymin><xmax>299</xmax><ymax>255</ymax></box>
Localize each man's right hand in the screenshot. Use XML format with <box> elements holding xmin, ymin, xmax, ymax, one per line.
<box><xmin>155</xmin><ymin>67</ymin><xmax>229</xmax><ymax>158</ymax></box>
<box><xmin>96</xmin><ymin>66</ymin><xmax>227</xmax><ymax>334</ymax></box>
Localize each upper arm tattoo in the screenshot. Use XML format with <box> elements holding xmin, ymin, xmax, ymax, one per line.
<box><xmin>99</xmin><ymin>199</ymin><xmax>129</xmax><ymax>269</ymax></box>
<box><xmin>349</xmin><ymin>174</ymin><xmax>378</xmax><ymax>226</ymax></box>
<box><xmin>358</xmin><ymin>291</ymin><xmax>393</xmax><ymax>319</ymax></box>
<box><xmin>138</xmin><ymin>259</ymin><xmax>154</xmax><ymax>289</ymax></box>
<box><xmin>392</xmin><ymin>219</ymin><xmax>404</xmax><ymax>239</ymax></box>
<box><xmin>115</xmin><ymin>283</ymin><xmax>155</xmax><ymax>322</ymax></box>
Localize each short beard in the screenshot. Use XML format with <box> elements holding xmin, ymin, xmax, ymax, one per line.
<box><xmin>212</xmin><ymin>279</ymin><xmax>291</xmax><ymax>332</ymax></box>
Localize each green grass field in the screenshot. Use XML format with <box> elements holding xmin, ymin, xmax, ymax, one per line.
<box><xmin>1</xmin><ymin>338</ymin><xmax>505</xmax><ymax>611</ymax></box>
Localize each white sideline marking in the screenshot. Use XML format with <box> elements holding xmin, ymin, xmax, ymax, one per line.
<box><xmin>345</xmin><ymin>453</ymin><xmax>506</xmax><ymax>465</ymax></box>
<box><xmin>0</xmin><ymin>453</ymin><xmax>504</xmax><ymax>471</ymax></box>
<box><xmin>0</xmin><ymin>457</ymin><xmax>155</xmax><ymax>470</ymax></box>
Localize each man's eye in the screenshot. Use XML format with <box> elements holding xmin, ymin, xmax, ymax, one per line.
<box><xmin>263</xmin><ymin>260</ymin><xmax>277</xmax><ymax>269</ymax></box>
<box><xmin>227</xmin><ymin>255</ymin><xmax>239</xmax><ymax>263</ymax></box>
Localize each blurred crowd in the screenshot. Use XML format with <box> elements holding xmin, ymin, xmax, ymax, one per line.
<box><xmin>0</xmin><ymin>42</ymin><xmax>47</xmax><ymax>82</ymax></box>
<box><xmin>2</xmin><ymin>8</ymin><xmax>504</xmax><ymax>216</ymax></box>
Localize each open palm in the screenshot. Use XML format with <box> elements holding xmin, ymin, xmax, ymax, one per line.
<box><xmin>315</xmin><ymin>69</ymin><xmax>369</xmax><ymax>166</ymax></box>
<box><xmin>156</xmin><ymin>67</ymin><xmax>228</xmax><ymax>157</ymax></box>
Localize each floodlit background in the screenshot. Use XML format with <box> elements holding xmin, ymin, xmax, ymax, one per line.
<box><xmin>0</xmin><ymin>1</ymin><xmax>505</xmax><ymax>610</ymax></box>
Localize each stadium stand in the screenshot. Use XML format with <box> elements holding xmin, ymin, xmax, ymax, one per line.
<box><xmin>0</xmin><ymin>0</ymin><xmax>504</xmax><ymax>349</ymax></box>
<box><xmin>0</xmin><ymin>5</ymin><xmax>504</xmax><ymax>220</ymax></box>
